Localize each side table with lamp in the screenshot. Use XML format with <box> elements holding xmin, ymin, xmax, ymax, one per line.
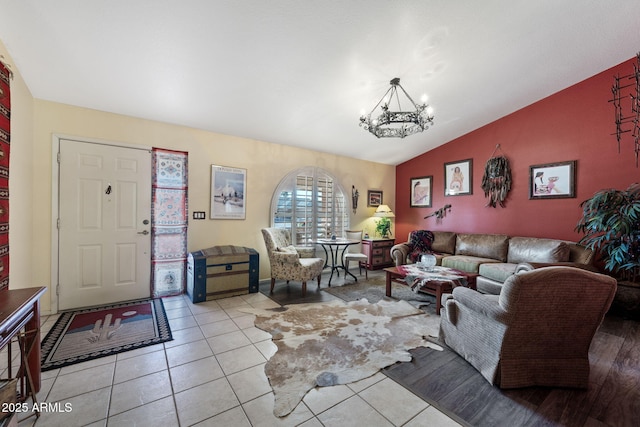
<box><xmin>363</xmin><ymin>204</ymin><xmax>396</xmax><ymax>270</ymax></box>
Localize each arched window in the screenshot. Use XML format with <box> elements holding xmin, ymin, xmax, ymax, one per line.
<box><xmin>270</xmin><ymin>167</ymin><xmax>350</xmax><ymax>245</ymax></box>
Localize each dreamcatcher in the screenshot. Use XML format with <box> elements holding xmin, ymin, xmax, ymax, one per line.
<box><xmin>481</xmin><ymin>144</ymin><xmax>512</xmax><ymax>208</ymax></box>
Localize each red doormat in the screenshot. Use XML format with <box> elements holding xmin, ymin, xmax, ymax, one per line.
<box><xmin>41</xmin><ymin>299</ymin><xmax>172</xmax><ymax>371</ymax></box>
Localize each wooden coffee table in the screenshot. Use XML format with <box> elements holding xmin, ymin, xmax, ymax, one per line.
<box><xmin>383</xmin><ymin>266</ymin><xmax>477</xmax><ymax>315</ymax></box>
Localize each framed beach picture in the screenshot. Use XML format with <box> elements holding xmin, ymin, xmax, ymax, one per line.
<box><xmin>410</xmin><ymin>176</ymin><xmax>432</xmax><ymax>207</ymax></box>
<box><xmin>210</xmin><ymin>165</ymin><xmax>247</xmax><ymax>219</ymax></box>
<box><xmin>529</xmin><ymin>160</ymin><xmax>576</xmax><ymax>199</ymax></box>
<box><xmin>444</xmin><ymin>159</ymin><xmax>473</xmax><ymax>196</ymax></box>
<box><xmin>367</xmin><ymin>190</ymin><xmax>383</xmax><ymax>207</ymax></box>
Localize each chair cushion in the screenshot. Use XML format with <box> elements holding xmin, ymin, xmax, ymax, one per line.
<box><xmin>442</xmin><ymin>255</ymin><xmax>500</xmax><ymax>273</ymax></box>
<box><xmin>479</xmin><ymin>263</ymin><xmax>517</xmax><ymax>283</ymax></box>
<box><xmin>278</xmin><ymin>245</ymin><xmax>298</xmax><ymax>253</ymax></box>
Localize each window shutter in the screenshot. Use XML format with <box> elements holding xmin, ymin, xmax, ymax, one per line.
<box><xmin>271</xmin><ymin>167</ymin><xmax>349</xmax><ymax>245</ymax></box>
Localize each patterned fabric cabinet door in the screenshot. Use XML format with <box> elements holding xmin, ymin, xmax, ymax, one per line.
<box><xmin>187</xmin><ymin>245</ymin><xmax>259</xmax><ymax>303</ymax></box>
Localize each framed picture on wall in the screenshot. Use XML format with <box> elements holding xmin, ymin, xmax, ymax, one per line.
<box><xmin>529</xmin><ymin>160</ymin><xmax>576</xmax><ymax>199</ymax></box>
<box><xmin>410</xmin><ymin>176</ymin><xmax>432</xmax><ymax>207</ymax></box>
<box><xmin>367</xmin><ymin>190</ymin><xmax>383</xmax><ymax>207</ymax></box>
<box><xmin>444</xmin><ymin>159</ymin><xmax>473</xmax><ymax>196</ymax></box>
<box><xmin>210</xmin><ymin>165</ymin><xmax>247</xmax><ymax>219</ymax></box>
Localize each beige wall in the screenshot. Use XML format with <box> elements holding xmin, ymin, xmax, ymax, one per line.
<box><xmin>4</xmin><ymin>37</ymin><xmax>395</xmax><ymax>314</ymax></box>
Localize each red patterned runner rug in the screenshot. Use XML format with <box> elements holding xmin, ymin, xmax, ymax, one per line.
<box><xmin>0</xmin><ymin>62</ymin><xmax>10</xmax><ymax>291</ymax></box>
<box><xmin>40</xmin><ymin>299</ymin><xmax>172</xmax><ymax>371</ymax></box>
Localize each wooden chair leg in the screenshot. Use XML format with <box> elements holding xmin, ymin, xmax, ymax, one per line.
<box><xmin>302</xmin><ymin>281</ymin><xmax>307</xmax><ymax>296</ymax></box>
<box><xmin>270</xmin><ymin>278</ymin><xmax>275</xmax><ymax>293</ymax></box>
<box><xmin>317</xmin><ymin>275</ymin><xmax>321</xmax><ymax>288</ymax></box>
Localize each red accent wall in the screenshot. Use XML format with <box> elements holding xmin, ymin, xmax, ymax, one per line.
<box><xmin>396</xmin><ymin>57</ymin><xmax>638</xmax><ymax>243</ymax></box>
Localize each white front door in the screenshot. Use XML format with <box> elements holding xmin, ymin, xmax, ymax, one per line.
<box><xmin>58</xmin><ymin>139</ymin><xmax>152</xmax><ymax>310</ymax></box>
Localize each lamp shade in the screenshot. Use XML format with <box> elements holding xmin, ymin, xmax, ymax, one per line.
<box><xmin>374</xmin><ymin>205</ymin><xmax>395</xmax><ymax>217</ymax></box>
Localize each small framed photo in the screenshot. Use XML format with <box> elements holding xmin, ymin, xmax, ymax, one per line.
<box><xmin>367</xmin><ymin>190</ymin><xmax>383</xmax><ymax>207</ymax></box>
<box><xmin>445</xmin><ymin>159</ymin><xmax>473</xmax><ymax>196</ymax></box>
<box><xmin>410</xmin><ymin>176</ymin><xmax>432</xmax><ymax>207</ymax></box>
<box><xmin>210</xmin><ymin>165</ymin><xmax>247</xmax><ymax>219</ymax></box>
<box><xmin>529</xmin><ymin>160</ymin><xmax>576</xmax><ymax>199</ymax></box>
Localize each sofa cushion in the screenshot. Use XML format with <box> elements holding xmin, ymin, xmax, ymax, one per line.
<box><xmin>442</xmin><ymin>255</ymin><xmax>501</xmax><ymax>274</ymax></box>
<box><xmin>455</xmin><ymin>233</ymin><xmax>509</xmax><ymax>262</ymax></box>
<box><xmin>479</xmin><ymin>262</ymin><xmax>517</xmax><ymax>283</ymax></box>
<box><xmin>475</xmin><ymin>276</ymin><xmax>504</xmax><ymax>295</ymax></box>
<box><xmin>507</xmin><ymin>237</ymin><xmax>569</xmax><ymax>264</ymax></box>
<box><xmin>432</xmin><ymin>231</ymin><xmax>457</xmax><ymax>254</ymax></box>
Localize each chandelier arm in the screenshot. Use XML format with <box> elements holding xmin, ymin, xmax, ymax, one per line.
<box><xmin>367</xmin><ymin>86</ymin><xmax>392</xmax><ymax>116</ymax></box>
<box><xmin>391</xmin><ymin>86</ymin><xmax>404</xmax><ymax>110</ymax></box>
<box><xmin>396</xmin><ymin>83</ymin><xmax>420</xmax><ymax>108</ymax></box>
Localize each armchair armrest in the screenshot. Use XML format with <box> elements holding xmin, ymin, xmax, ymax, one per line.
<box><xmin>515</xmin><ymin>262</ymin><xmax>599</xmax><ymax>275</ymax></box>
<box><xmin>390</xmin><ymin>242</ymin><xmax>411</xmax><ymax>266</ymax></box>
<box><xmin>451</xmin><ymin>287</ymin><xmax>509</xmax><ymax>323</ymax></box>
<box><xmin>272</xmin><ymin>251</ymin><xmax>300</xmax><ymax>264</ymax></box>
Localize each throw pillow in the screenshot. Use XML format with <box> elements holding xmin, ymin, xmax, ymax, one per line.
<box><xmin>408</xmin><ymin>230</ymin><xmax>435</xmax><ymax>263</ymax></box>
<box><xmin>278</xmin><ymin>245</ymin><xmax>298</xmax><ymax>254</ymax></box>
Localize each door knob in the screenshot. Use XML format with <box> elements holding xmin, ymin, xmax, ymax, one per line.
<box><xmin>137</xmin><ymin>230</ymin><xmax>149</xmax><ymax>235</ymax></box>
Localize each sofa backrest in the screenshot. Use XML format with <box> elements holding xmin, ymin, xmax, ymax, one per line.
<box><xmin>565</xmin><ymin>242</ymin><xmax>595</xmax><ymax>264</ymax></box>
<box><xmin>431</xmin><ymin>231</ymin><xmax>457</xmax><ymax>254</ymax></box>
<box><xmin>455</xmin><ymin>233</ymin><xmax>509</xmax><ymax>262</ymax></box>
<box><xmin>507</xmin><ymin>237</ymin><xmax>570</xmax><ymax>264</ymax></box>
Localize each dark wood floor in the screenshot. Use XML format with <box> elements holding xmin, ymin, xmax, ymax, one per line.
<box><xmin>261</xmin><ymin>270</ymin><xmax>640</xmax><ymax>427</ymax></box>
<box><xmin>383</xmin><ymin>303</ymin><xmax>640</xmax><ymax>427</ymax></box>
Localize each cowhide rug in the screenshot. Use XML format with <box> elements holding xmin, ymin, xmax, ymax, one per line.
<box><xmin>241</xmin><ymin>298</ymin><xmax>442</xmax><ymax>417</ymax></box>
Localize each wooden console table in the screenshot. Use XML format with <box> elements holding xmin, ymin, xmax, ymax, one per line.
<box><xmin>0</xmin><ymin>287</ymin><xmax>47</xmax><ymax>402</ymax></box>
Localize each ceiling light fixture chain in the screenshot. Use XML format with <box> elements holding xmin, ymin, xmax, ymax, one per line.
<box><xmin>359</xmin><ymin>77</ymin><xmax>434</xmax><ymax>138</ymax></box>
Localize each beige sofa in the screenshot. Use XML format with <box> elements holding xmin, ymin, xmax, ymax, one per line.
<box><xmin>390</xmin><ymin>231</ymin><xmax>595</xmax><ymax>294</ymax></box>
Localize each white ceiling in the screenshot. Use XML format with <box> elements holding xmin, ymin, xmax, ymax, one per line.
<box><xmin>2</xmin><ymin>1</ymin><xmax>640</xmax><ymax>165</ymax></box>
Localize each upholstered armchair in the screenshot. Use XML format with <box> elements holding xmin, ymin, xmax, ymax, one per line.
<box><xmin>261</xmin><ymin>228</ymin><xmax>325</xmax><ymax>296</ymax></box>
<box><xmin>439</xmin><ymin>266</ymin><xmax>617</xmax><ymax>389</ymax></box>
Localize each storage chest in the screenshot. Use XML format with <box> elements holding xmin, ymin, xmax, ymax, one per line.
<box><xmin>187</xmin><ymin>245</ymin><xmax>259</xmax><ymax>303</ymax></box>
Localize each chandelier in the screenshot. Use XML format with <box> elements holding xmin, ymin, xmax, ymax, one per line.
<box><xmin>359</xmin><ymin>78</ymin><xmax>434</xmax><ymax>138</ymax></box>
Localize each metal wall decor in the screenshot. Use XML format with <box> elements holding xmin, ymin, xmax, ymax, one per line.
<box><xmin>610</xmin><ymin>52</ymin><xmax>640</xmax><ymax>166</ymax></box>
<box><xmin>424</xmin><ymin>204</ymin><xmax>451</xmax><ymax>222</ymax></box>
<box><xmin>352</xmin><ymin>185</ymin><xmax>359</xmax><ymax>213</ymax></box>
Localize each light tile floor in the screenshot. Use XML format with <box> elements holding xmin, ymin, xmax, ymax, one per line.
<box><xmin>8</xmin><ymin>291</ymin><xmax>461</xmax><ymax>426</ymax></box>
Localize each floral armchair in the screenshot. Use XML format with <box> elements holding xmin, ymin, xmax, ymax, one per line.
<box><xmin>261</xmin><ymin>228</ymin><xmax>325</xmax><ymax>296</ymax></box>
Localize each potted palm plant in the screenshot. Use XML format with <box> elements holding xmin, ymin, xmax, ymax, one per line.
<box><xmin>575</xmin><ymin>183</ymin><xmax>640</xmax><ymax>282</ymax></box>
